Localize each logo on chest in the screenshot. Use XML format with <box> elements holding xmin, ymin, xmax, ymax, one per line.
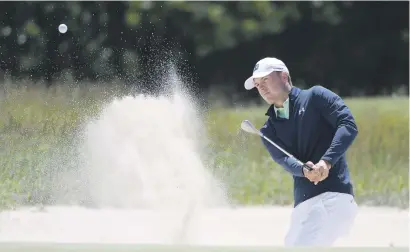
<box><xmin>298</xmin><ymin>107</ymin><xmax>305</xmax><ymax>115</ymax></box>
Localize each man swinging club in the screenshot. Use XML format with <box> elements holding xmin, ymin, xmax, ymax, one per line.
<box><xmin>244</xmin><ymin>57</ymin><xmax>359</xmax><ymax>247</ymax></box>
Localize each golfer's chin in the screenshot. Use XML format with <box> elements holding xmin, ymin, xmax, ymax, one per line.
<box><xmin>262</xmin><ymin>91</ymin><xmax>285</xmax><ymax>105</ymax></box>
<box><xmin>261</xmin><ymin>94</ymin><xmax>276</xmax><ymax>105</ymax></box>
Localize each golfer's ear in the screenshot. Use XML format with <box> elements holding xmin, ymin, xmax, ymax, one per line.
<box><xmin>281</xmin><ymin>72</ymin><xmax>288</xmax><ymax>82</ymax></box>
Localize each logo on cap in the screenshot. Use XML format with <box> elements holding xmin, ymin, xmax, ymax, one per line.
<box><xmin>253</xmin><ymin>63</ymin><xmax>259</xmax><ymax>72</ymax></box>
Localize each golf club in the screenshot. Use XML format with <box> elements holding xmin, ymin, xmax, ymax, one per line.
<box><xmin>240</xmin><ymin>120</ymin><xmax>313</xmax><ymax>171</ymax></box>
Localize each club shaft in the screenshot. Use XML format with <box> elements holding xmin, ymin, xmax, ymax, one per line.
<box><xmin>261</xmin><ymin>134</ymin><xmax>313</xmax><ymax>171</ymax></box>
<box><xmin>241</xmin><ymin>120</ymin><xmax>313</xmax><ymax>171</ymax></box>
<box><xmin>261</xmin><ymin>134</ymin><xmax>298</xmax><ymax>162</ymax></box>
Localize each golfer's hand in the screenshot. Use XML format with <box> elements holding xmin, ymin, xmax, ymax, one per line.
<box><xmin>303</xmin><ymin>161</ymin><xmax>321</xmax><ymax>184</ymax></box>
<box><xmin>314</xmin><ymin>160</ymin><xmax>331</xmax><ymax>182</ymax></box>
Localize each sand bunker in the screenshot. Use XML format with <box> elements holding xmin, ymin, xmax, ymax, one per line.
<box><xmin>0</xmin><ymin>205</ymin><xmax>407</xmax><ymax>247</ymax></box>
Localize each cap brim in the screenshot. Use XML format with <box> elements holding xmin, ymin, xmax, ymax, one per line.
<box><xmin>244</xmin><ymin>71</ymin><xmax>274</xmax><ymax>90</ymax></box>
<box><xmin>244</xmin><ymin>76</ymin><xmax>254</xmax><ymax>90</ymax></box>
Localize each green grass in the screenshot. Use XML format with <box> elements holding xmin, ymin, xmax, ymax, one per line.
<box><xmin>0</xmin><ymin>83</ymin><xmax>408</xmax><ymax>209</ymax></box>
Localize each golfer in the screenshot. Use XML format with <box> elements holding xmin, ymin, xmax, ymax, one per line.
<box><xmin>244</xmin><ymin>57</ymin><xmax>359</xmax><ymax>247</ymax></box>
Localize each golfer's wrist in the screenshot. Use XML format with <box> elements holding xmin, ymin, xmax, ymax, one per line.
<box><xmin>321</xmin><ymin>159</ymin><xmax>332</xmax><ymax>169</ymax></box>
<box><xmin>302</xmin><ymin>166</ymin><xmax>309</xmax><ymax>177</ymax></box>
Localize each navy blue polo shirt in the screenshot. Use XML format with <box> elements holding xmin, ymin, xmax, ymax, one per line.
<box><xmin>260</xmin><ymin>85</ymin><xmax>358</xmax><ymax>207</ymax></box>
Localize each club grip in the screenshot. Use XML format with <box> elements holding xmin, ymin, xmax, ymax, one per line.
<box><xmin>303</xmin><ymin>163</ymin><xmax>313</xmax><ymax>171</ymax></box>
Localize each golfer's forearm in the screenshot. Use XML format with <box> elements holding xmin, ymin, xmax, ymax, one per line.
<box><xmin>279</xmin><ymin>156</ymin><xmax>305</xmax><ymax>177</ymax></box>
<box><xmin>321</xmin><ymin>121</ymin><xmax>358</xmax><ymax>166</ymax></box>
<box><xmin>262</xmin><ymin>139</ymin><xmax>305</xmax><ymax>177</ymax></box>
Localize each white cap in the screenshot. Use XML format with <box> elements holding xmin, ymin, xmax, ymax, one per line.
<box><xmin>244</xmin><ymin>57</ymin><xmax>289</xmax><ymax>90</ymax></box>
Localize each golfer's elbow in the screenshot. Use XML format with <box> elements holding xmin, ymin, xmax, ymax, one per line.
<box><xmin>342</xmin><ymin>119</ymin><xmax>358</xmax><ymax>140</ymax></box>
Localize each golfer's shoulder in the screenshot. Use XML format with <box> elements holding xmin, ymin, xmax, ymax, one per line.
<box><xmin>260</xmin><ymin>119</ymin><xmax>271</xmax><ymax>132</ymax></box>
<box><xmin>260</xmin><ymin>117</ymin><xmax>274</xmax><ymax>137</ymax></box>
<box><xmin>304</xmin><ymin>85</ymin><xmax>334</xmax><ymax>97</ymax></box>
<box><xmin>303</xmin><ymin>85</ymin><xmax>340</xmax><ymax>103</ymax></box>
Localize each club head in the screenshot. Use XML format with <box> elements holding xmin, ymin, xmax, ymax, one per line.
<box><xmin>240</xmin><ymin>120</ymin><xmax>261</xmax><ymax>136</ymax></box>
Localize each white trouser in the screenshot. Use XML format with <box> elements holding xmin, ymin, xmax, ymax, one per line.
<box><xmin>284</xmin><ymin>192</ymin><xmax>358</xmax><ymax>247</ymax></box>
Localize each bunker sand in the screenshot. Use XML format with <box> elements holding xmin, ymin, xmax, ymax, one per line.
<box><xmin>0</xmin><ymin>205</ymin><xmax>407</xmax><ymax>247</ymax></box>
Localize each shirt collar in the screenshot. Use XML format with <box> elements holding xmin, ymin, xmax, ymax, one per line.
<box><xmin>274</xmin><ymin>98</ymin><xmax>289</xmax><ymax>118</ymax></box>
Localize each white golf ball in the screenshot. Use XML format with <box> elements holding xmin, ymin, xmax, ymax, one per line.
<box><xmin>58</xmin><ymin>24</ymin><xmax>67</xmax><ymax>34</ymax></box>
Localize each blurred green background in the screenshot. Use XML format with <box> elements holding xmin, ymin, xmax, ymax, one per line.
<box><xmin>0</xmin><ymin>1</ymin><xmax>408</xmax><ymax>209</ymax></box>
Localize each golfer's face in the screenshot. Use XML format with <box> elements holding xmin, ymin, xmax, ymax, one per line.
<box><xmin>254</xmin><ymin>73</ymin><xmax>283</xmax><ymax>104</ymax></box>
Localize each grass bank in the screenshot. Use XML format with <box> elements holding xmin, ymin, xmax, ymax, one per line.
<box><xmin>0</xmin><ymin>83</ymin><xmax>408</xmax><ymax>209</ymax></box>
